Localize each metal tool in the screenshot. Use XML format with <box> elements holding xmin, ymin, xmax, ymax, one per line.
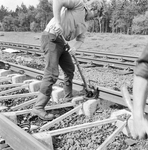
<box><xmin>60</xmin><ymin>35</ymin><xmax>98</xmax><ymax>98</ymax></box>
<box><xmin>0</xmin><ymin>61</ymin><xmax>10</xmax><ymax>70</ymax></box>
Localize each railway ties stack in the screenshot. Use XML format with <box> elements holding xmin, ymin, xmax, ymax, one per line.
<box><xmin>0</xmin><ymin>67</ymin><xmax>136</xmax><ymax>150</ymax></box>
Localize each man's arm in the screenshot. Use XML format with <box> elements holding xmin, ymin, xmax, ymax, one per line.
<box><xmin>74</xmin><ymin>33</ymin><xmax>85</xmax><ymax>49</ymax></box>
<box><xmin>133</xmin><ymin>45</ymin><xmax>148</xmax><ymax>117</ymax></box>
<box><xmin>52</xmin><ymin>0</ymin><xmax>71</xmax><ymax>35</ymax></box>
<box><xmin>52</xmin><ymin>0</ymin><xmax>68</xmax><ymax>24</ymax></box>
<box><xmin>133</xmin><ymin>75</ymin><xmax>148</xmax><ymax>118</ymax></box>
<box><xmin>131</xmin><ymin>45</ymin><xmax>148</xmax><ymax>139</ymax></box>
<box><xmin>69</xmin><ymin>33</ymin><xmax>85</xmax><ymax>55</ymax></box>
<box><xmin>130</xmin><ymin>75</ymin><xmax>148</xmax><ymax>139</ymax></box>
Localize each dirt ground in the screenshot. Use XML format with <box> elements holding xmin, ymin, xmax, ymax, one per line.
<box><xmin>0</xmin><ymin>31</ymin><xmax>148</xmax><ymax>57</ymax></box>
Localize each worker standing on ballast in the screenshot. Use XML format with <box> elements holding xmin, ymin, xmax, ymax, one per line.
<box><xmin>32</xmin><ymin>0</ymin><xmax>103</xmax><ymax>121</ymax></box>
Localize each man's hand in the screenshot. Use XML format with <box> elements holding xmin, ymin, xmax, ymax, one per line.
<box><xmin>69</xmin><ymin>47</ymin><xmax>76</xmax><ymax>56</ymax></box>
<box><xmin>54</xmin><ymin>23</ymin><xmax>63</xmax><ymax>35</ymax></box>
<box><xmin>128</xmin><ymin>114</ymin><xmax>148</xmax><ymax>139</ymax></box>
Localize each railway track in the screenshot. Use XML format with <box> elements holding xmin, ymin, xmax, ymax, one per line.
<box><xmin>0</xmin><ymin>40</ymin><xmax>145</xmax><ymax>149</ymax></box>
<box><xmin>0</xmin><ymin>41</ymin><xmax>137</xmax><ymax>73</ymax></box>
<box><xmin>0</xmin><ymin>60</ymin><xmax>145</xmax><ymax>150</ymax></box>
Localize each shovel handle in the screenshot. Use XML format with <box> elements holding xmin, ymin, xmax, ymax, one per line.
<box><xmin>60</xmin><ymin>35</ymin><xmax>90</xmax><ymax>92</ymax></box>
<box><xmin>60</xmin><ymin>35</ymin><xmax>70</xmax><ymax>51</ymax></box>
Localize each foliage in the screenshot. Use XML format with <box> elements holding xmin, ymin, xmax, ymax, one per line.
<box><xmin>0</xmin><ymin>1</ymin><xmax>52</xmax><ymax>32</ymax></box>
<box><xmin>1</xmin><ymin>0</ymin><xmax>148</xmax><ymax>34</ymax></box>
<box><xmin>132</xmin><ymin>11</ymin><xmax>148</xmax><ymax>34</ymax></box>
<box><xmin>30</xmin><ymin>21</ymin><xmax>40</xmax><ymax>32</ymax></box>
<box><xmin>0</xmin><ymin>5</ymin><xmax>9</xmax><ymax>22</ymax></box>
<box><xmin>35</xmin><ymin>0</ymin><xmax>53</xmax><ymax>31</ymax></box>
<box><xmin>2</xmin><ymin>15</ymin><xmax>15</xmax><ymax>31</ymax></box>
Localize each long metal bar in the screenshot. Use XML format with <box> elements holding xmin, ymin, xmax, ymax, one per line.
<box><xmin>38</xmin><ymin>117</ymin><xmax>118</xmax><ymax>137</ymax></box>
<box><xmin>60</xmin><ymin>35</ymin><xmax>90</xmax><ymax>92</ymax></box>
<box><xmin>2</xmin><ymin>61</ymin><xmax>84</xmax><ymax>87</ymax></box>
<box><xmin>0</xmin><ymin>62</ymin><xmax>135</xmax><ymax>109</ymax></box>
<box><xmin>76</xmin><ymin>50</ymin><xmax>138</xmax><ymax>61</ymax></box>
<box><xmin>0</xmin><ymin>84</ymin><xmax>28</xmax><ymax>96</ymax></box>
<box><xmin>0</xmin><ymin>62</ymin><xmax>146</xmax><ymax>114</ymax></box>
<box><xmin>0</xmin><ymin>92</ymin><xmax>38</xmax><ymax>101</ymax></box>
<box><xmin>40</xmin><ymin>104</ymin><xmax>82</xmax><ymax>131</ymax></box>
<box><xmin>77</xmin><ymin>56</ymin><xmax>136</xmax><ymax>69</ymax></box>
<box><xmin>0</xmin><ymin>83</ymin><xmax>25</xmax><ymax>88</ymax></box>
<box><xmin>3</xmin><ymin>102</ymin><xmax>75</xmax><ymax>116</ymax></box>
<box><xmin>0</xmin><ymin>42</ymin><xmax>138</xmax><ymax>69</ymax></box>
<box><xmin>97</xmin><ymin>120</ymin><xmax>126</xmax><ymax>150</ymax></box>
<box><xmin>0</xmin><ymin>41</ymin><xmax>139</xmax><ymax>61</ymax></box>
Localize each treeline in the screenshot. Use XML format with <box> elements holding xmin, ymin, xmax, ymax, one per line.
<box><xmin>0</xmin><ymin>0</ymin><xmax>53</xmax><ymax>32</ymax></box>
<box><xmin>1</xmin><ymin>0</ymin><xmax>148</xmax><ymax>34</ymax></box>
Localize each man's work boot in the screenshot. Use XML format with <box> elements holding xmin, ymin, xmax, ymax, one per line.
<box><xmin>32</xmin><ymin>92</ymin><xmax>54</xmax><ymax>121</ymax></box>
<box><xmin>63</xmin><ymin>80</ymin><xmax>73</xmax><ymax>102</ymax></box>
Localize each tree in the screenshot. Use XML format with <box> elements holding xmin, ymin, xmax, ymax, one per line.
<box><xmin>35</xmin><ymin>0</ymin><xmax>53</xmax><ymax>31</ymax></box>
<box><xmin>2</xmin><ymin>15</ymin><xmax>15</xmax><ymax>31</ymax></box>
<box><xmin>18</xmin><ymin>13</ymin><xmax>30</xmax><ymax>31</ymax></box>
<box><xmin>132</xmin><ymin>11</ymin><xmax>148</xmax><ymax>34</ymax></box>
<box><xmin>30</xmin><ymin>21</ymin><xmax>40</xmax><ymax>32</ymax></box>
<box><xmin>0</xmin><ymin>5</ymin><xmax>9</xmax><ymax>22</ymax></box>
<box><xmin>16</xmin><ymin>4</ymin><xmax>37</xmax><ymax>31</ymax></box>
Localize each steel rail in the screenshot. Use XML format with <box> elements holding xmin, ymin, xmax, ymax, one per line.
<box><xmin>77</xmin><ymin>56</ymin><xmax>136</xmax><ymax>70</ymax></box>
<box><xmin>0</xmin><ymin>41</ymin><xmax>138</xmax><ymax>63</ymax></box>
<box><xmin>0</xmin><ymin>61</ymin><xmax>133</xmax><ymax>109</ymax></box>
<box><xmin>0</xmin><ymin>46</ymin><xmax>145</xmax><ymax>150</ymax></box>
<box><xmin>76</xmin><ymin>50</ymin><xmax>138</xmax><ymax>62</ymax></box>
<box><xmin>2</xmin><ymin>61</ymin><xmax>84</xmax><ymax>87</ymax></box>
<box><xmin>3</xmin><ymin>61</ymin><xmax>148</xmax><ymax>112</ymax></box>
<box><xmin>0</xmin><ymin>61</ymin><xmax>147</xmax><ymax>150</ymax></box>
<box><xmin>0</xmin><ymin>41</ymin><xmax>40</xmax><ymax>50</ymax></box>
<box><xmin>1</xmin><ymin>47</ymin><xmax>136</xmax><ymax>71</ymax></box>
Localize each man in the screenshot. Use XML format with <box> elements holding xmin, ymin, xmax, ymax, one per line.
<box><xmin>32</xmin><ymin>0</ymin><xmax>103</xmax><ymax>120</ymax></box>
<box><xmin>129</xmin><ymin>44</ymin><xmax>148</xmax><ymax>139</ymax></box>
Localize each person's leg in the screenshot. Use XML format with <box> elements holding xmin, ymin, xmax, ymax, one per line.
<box><xmin>59</xmin><ymin>51</ymin><xmax>75</xmax><ymax>102</ymax></box>
<box><xmin>33</xmin><ymin>32</ymin><xmax>64</xmax><ymax>120</ymax></box>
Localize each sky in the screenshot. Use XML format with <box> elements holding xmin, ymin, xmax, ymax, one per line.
<box><xmin>0</xmin><ymin>0</ymin><xmax>39</xmax><ymax>11</ymax></box>
<box><xmin>1</xmin><ymin>0</ymin><xmax>111</xmax><ymax>11</ymax></box>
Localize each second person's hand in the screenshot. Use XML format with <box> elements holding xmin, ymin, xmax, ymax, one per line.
<box><xmin>127</xmin><ymin>114</ymin><xmax>148</xmax><ymax>140</ymax></box>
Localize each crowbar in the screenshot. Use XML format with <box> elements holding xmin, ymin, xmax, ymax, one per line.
<box><xmin>60</xmin><ymin>35</ymin><xmax>94</xmax><ymax>97</ymax></box>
